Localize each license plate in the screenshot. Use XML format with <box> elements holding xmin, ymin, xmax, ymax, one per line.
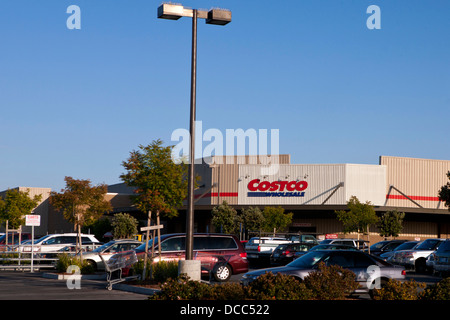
<box><xmin>273</xmin><ymin>253</ymin><xmax>280</xmax><ymax>258</ymax></box>
<box><xmin>248</xmin><ymin>254</ymin><xmax>258</xmax><ymax>259</ymax></box>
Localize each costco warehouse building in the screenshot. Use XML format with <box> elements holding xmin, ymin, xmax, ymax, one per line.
<box><xmin>3</xmin><ymin>155</ymin><xmax>450</xmax><ymax>242</ymax></box>
<box><xmin>170</xmin><ymin>155</ymin><xmax>450</xmax><ymax>242</ymax></box>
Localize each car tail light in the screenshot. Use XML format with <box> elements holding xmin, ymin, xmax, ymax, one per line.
<box><xmin>402</xmin><ymin>270</ymin><xmax>406</xmax><ymax>276</ymax></box>
<box><xmin>282</xmin><ymin>250</ymin><xmax>290</xmax><ymax>256</ymax></box>
<box><xmin>404</xmin><ymin>251</ymin><xmax>414</xmax><ymax>258</ymax></box>
<box><xmin>240</xmin><ymin>252</ymin><xmax>247</xmax><ymax>259</ymax></box>
<box><xmin>257</xmin><ymin>246</ymin><xmax>261</xmax><ymax>252</ymax></box>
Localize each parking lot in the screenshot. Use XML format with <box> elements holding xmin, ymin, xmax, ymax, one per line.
<box><xmin>0</xmin><ymin>271</ymin><xmax>148</xmax><ymax>300</ymax></box>
<box><xmin>0</xmin><ymin>266</ymin><xmax>442</xmax><ymax>301</ymax></box>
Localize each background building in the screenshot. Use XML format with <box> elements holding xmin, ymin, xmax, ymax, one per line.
<box><xmin>1</xmin><ymin>155</ymin><xmax>449</xmax><ymax>242</ymax></box>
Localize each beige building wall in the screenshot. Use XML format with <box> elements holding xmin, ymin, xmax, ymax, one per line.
<box><xmin>381</xmin><ymin>156</ymin><xmax>450</xmax><ymax>210</ymax></box>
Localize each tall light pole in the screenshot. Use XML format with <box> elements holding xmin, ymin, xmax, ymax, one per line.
<box><xmin>158</xmin><ymin>4</ymin><xmax>231</xmax><ymax>262</ymax></box>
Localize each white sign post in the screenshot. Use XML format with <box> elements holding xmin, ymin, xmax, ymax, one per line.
<box><xmin>25</xmin><ymin>215</ymin><xmax>40</xmax><ymax>273</ymax></box>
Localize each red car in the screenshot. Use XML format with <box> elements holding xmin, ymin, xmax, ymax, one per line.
<box><xmin>126</xmin><ymin>233</ymin><xmax>248</xmax><ymax>282</ymax></box>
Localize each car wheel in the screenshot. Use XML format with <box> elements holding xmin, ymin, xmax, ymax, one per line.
<box><xmin>415</xmin><ymin>258</ymin><xmax>427</xmax><ymax>274</ymax></box>
<box><xmin>86</xmin><ymin>260</ymin><xmax>97</xmax><ymax>271</ymax></box>
<box><xmin>213</xmin><ymin>264</ymin><xmax>232</xmax><ymax>282</ymax></box>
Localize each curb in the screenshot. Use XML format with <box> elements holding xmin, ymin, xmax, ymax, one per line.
<box><xmin>42</xmin><ymin>272</ymin><xmax>107</xmax><ymax>280</ymax></box>
<box><xmin>42</xmin><ymin>272</ymin><xmax>159</xmax><ymax>295</ymax></box>
<box><xmin>112</xmin><ymin>283</ymin><xmax>160</xmax><ymax>295</ymax></box>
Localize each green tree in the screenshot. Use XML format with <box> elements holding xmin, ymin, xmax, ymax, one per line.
<box><xmin>240</xmin><ymin>206</ymin><xmax>265</xmax><ymax>234</ymax></box>
<box><xmin>0</xmin><ymin>189</ymin><xmax>42</xmax><ymax>229</ymax></box>
<box><xmin>262</xmin><ymin>206</ymin><xmax>293</xmax><ymax>235</ymax></box>
<box><xmin>378</xmin><ymin>209</ymin><xmax>405</xmax><ymax>239</ymax></box>
<box><xmin>50</xmin><ymin>177</ymin><xmax>112</xmax><ymax>256</ymax></box>
<box><xmin>211</xmin><ymin>201</ymin><xmax>239</xmax><ymax>234</ymax></box>
<box><xmin>120</xmin><ymin>139</ymin><xmax>189</xmax><ymax>219</ymax></box>
<box><xmin>438</xmin><ymin>171</ymin><xmax>450</xmax><ymax>211</ymax></box>
<box><xmin>335</xmin><ymin>196</ymin><xmax>379</xmax><ymax>240</ymax></box>
<box><xmin>111</xmin><ymin>213</ymin><xmax>138</xmax><ymax>239</ymax></box>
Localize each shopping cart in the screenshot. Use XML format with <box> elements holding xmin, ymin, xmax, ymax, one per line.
<box><xmin>100</xmin><ymin>250</ymin><xmax>140</xmax><ymax>290</ymax></box>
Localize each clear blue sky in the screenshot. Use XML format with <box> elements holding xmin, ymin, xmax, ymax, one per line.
<box><xmin>0</xmin><ymin>0</ymin><xmax>449</xmax><ymax>192</ymax></box>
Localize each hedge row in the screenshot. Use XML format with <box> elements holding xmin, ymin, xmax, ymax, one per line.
<box><xmin>149</xmin><ymin>262</ymin><xmax>450</xmax><ymax>301</ymax></box>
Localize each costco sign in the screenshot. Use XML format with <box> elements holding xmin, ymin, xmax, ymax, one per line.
<box><xmin>247</xmin><ymin>179</ymin><xmax>308</xmax><ymax>197</ymax></box>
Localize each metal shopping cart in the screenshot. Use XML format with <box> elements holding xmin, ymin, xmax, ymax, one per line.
<box><xmin>100</xmin><ymin>250</ymin><xmax>140</xmax><ymax>290</ymax></box>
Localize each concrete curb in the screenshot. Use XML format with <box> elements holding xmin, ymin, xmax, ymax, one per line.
<box><xmin>112</xmin><ymin>283</ymin><xmax>160</xmax><ymax>295</ymax></box>
<box><xmin>42</xmin><ymin>272</ymin><xmax>159</xmax><ymax>295</ymax></box>
<box><xmin>42</xmin><ymin>272</ymin><xmax>107</xmax><ymax>280</ymax></box>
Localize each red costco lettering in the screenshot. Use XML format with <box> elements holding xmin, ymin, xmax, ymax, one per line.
<box><xmin>247</xmin><ymin>179</ymin><xmax>308</xmax><ymax>192</ymax></box>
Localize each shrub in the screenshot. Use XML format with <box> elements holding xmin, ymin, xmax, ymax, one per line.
<box><xmin>152</xmin><ymin>260</ymin><xmax>179</xmax><ymax>283</ymax></box>
<box><xmin>56</xmin><ymin>253</ymin><xmax>94</xmax><ymax>274</ymax></box>
<box><xmin>372</xmin><ymin>279</ymin><xmax>426</xmax><ymax>300</ymax></box>
<box><xmin>150</xmin><ymin>276</ymin><xmax>214</xmax><ymax>300</ymax></box>
<box><xmin>303</xmin><ymin>262</ymin><xmax>359</xmax><ymax>300</ymax></box>
<box><xmin>245</xmin><ymin>272</ymin><xmax>312</xmax><ymax>300</ymax></box>
<box><xmin>421</xmin><ymin>277</ymin><xmax>450</xmax><ymax>300</ymax></box>
<box><xmin>213</xmin><ymin>282</ymin><xmax>247</xmax><ymax>300</ymax></box>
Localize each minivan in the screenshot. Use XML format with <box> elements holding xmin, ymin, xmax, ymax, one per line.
<box><xmin>129</xmin><ymin>233</ymin><xmax>249</xmax><ymax>282</ymax></box>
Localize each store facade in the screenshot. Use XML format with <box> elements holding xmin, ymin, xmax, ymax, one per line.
<box><xmin>183</xmin><ymin>155</ymin><xmax>450</xmax><ymax>242</ymax></box>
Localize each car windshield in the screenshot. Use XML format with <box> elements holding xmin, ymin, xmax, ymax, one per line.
<box><xmin>437</xmin><ymin>241</ymin><xmax>450</xmax><ymax>252</ymax></box>
<box><xmin>33</xmin><ymin>235</ymin><xmax>51</xmax><ymax>244</ymax></box>
<box><xmin>370</xmin><ymin>241</ymin><xmax>389</xmax><ymax>250</ymax></box>
<box><xmin>135</xmin><ymin>235</ymin><xmax>170</xmax><ymax>252</ymax></box>
<box><xmin>416</xmin><ymin>239</ymin><xmax>441</xmax><ymax>250</ymax></box>
<box><xmin>92</xmin><ymin>241</ymin><xmax>115</xmax><ymax>252</ymax></box>
<box><xmin>286</xmin><ymin>251</ymin><xmax>329</xmax><ymax>268</ymax></box>
<box><xmin>394</xmin><ymin>242</ymin><xmax>418</xmax><ymax>251</ymax></box>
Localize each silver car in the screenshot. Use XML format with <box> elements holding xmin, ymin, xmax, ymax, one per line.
<box><xmin>241</xmin><ymin>250</ymin><xmax>406</xmax><ymax>297</ymax></box>
<box><xmin>81</xmin><ymin>239</ymin><xmax>142</xmax><ymax>270</ymax></box>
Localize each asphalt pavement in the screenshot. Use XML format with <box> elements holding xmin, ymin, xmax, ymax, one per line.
<box><xmin>0</xmin><ymin>271</ymin><xmax>148</xmax><ymax>300</ymax></box>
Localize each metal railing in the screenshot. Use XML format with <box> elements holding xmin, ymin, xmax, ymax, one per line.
<box><xmin>0</xmin><ymin>244</ymin><xmax>102</xmax><ymax>271</ymax></box>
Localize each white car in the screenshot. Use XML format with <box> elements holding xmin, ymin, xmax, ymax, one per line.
<box><xmin>390</xmin><ymin>238</ymin><xmax>445</xmax><ymax>273</ymax></box>
<box><xmin>80</xmin><ymin>239</ymin><xmax>143</xmax><ymax>270</ymax></box>
<box><xmin>21</xmin><ymin>233</ymin><xmax>99</xmax><ymax>253</ymax></box>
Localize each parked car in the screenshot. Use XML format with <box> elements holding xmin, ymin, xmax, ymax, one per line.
<box><xmin>245</xmin><ymin>237</ymin><xmax>293</xmax><ymax>264</ymax></box>
<box><xmin>380</xmin><ymin>241</ymin><xmax>419</xmax><ymax>262</ymax></box>
<box><xmin>20</xmin><ymin>233</ymin><xmax>99</xmax><ymax>253</ymax></box>
<box><xmin>241</xmin><ymin>250</ymin><xmax>406</xmax><ymax>298</ymax></box>
<box><xmin>127</xmin><ymin>233</ymin><xmax>248</xmax><ymax>282</ymax></box>
<box><xmin>78</xmin><ymin>239</ymin><xmax>142</xmax><ymax>270</ymax></box>
<box><xmin>390</xmin><ymin>238</ymin><xmax>445</xmax><ymax>273</ymax></box>
<box><xmin>431</xmin><ymin>239</ymin><xmax>450</xmax><ymax>276</ymax></box>
<box><xmin>320</xmin><ymin>238</ymin><xmax>370</xmax><ymax>250</ymax></box>
<box><xmin>270</xmin><ymin>242</ymin><xmax>316</xmax><ymax>265</ymax></box>
<box><xmin>284</xmin><ymin>234</ymin><xmax>319</xmax><ymax>244</ymax></box>
<box><xmin>0</xmin><ymin>233</ymin><xmax>32</xmax><ymax>251</ymax></box>
<box><xmin>369</xmin><ymin>240</ymin><xmax>409</xmax><ymax>256</ymax></box>
<box><xmin>293</xmin><ymin>244</ymin><xmax>359</xmax><ymax>259</ymax></box>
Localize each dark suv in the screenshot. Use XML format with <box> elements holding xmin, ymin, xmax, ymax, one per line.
<box><xmin>130</xmin><ymin>233</ymin><xmax>248</xmax><ymax>282</ymax></box>
<box><xmin>433</xmin><ymin>239</ymin><xmax>450</xmax><ymax>276</ymax></box>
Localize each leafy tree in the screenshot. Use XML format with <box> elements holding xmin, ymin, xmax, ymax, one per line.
<box><xmin>50</xmin><ymin>177</ymin><xmax>111</xmax><ymax>256</ymax></box>
<box><xmin>378</xmin><ymin>209</ymin><xmax>405</xmax><ymax>239</ymax></box>
<box><xmin>240</xmin><ymin>206</ymin><xmax>265</xmax><ymax>234</ymax></box>
<box><xmin>211</xmin><ymin>201</ymin><xmax>239</xmax><ymax>234</ymax></box>
<box><xmin>111</xmin><ymin>213</ymin><xmax>138</xmax><ymax>239</ymax></box>
<box><xmin>335</xmin><ymin>196</ymin><xmax>379</xmax><ymax>239</ymax></box>
<box><xmin>0</xmin><ymin>189</ymin><xmax>42</xmax><ymax>229</ymax></box>
<box><xmin>438</xmin><ymin>171</ymin><xmax>450</xmax><ymax>211</ymax></box>
<box><xmin>120</xmin><ymin>139</ymin><xmax>189</xmax><ymax>219</ymax></box>
<box><xmin>262</xmin><ymin>206</ymin><xmax>293</xmax><ymax>235</ymax></box>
